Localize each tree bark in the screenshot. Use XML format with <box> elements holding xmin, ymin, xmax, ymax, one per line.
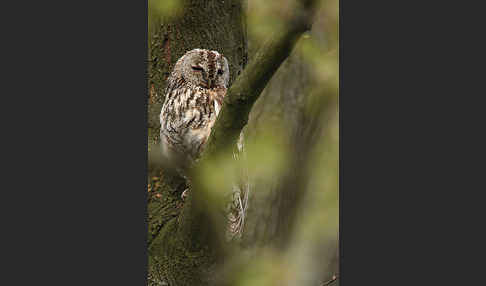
<box><xmin>147</xmin><ymin>0</ymin><xmax>319</xmax><ymax>284</ymax></box>
<box><xmin>148</xmin><ymin>1</ymin><xmax>247</xmax><ymax>285</ymax></box>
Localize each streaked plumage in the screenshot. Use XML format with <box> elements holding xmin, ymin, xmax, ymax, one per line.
<box><xmin>160</xmin><ymin>48</ymin><xmax>249</xmax><ymax>240</ymax></box>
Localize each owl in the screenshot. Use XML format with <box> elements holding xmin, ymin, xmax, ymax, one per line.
<box><xmin>160</xmin><ymin>48</ymin><xmax>249</xmax><ymax>240</ymax></box>
<box><xmin>159</xmin><ymin>48</ymin><xmax>229</xmax><ymax>164</ymax></box>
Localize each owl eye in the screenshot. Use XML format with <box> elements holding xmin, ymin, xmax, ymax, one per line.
<box><xmin>217</xmin><ymin>69</ymin><xmax>224</xmax><ymax>75</ymax></box>
<box><xmin>191</xmin><ymin>65</ymin><xmax>203</xmax><ymax>71</ymax></box>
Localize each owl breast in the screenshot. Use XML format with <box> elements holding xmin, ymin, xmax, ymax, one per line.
<box><xmin>160</xmin><ymin>84</ymin><xmax>226</xmax><ymax>162</ymax></box>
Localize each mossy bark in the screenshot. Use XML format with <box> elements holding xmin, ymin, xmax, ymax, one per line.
<box><xmin>148</xmin><ymin>1</ymin><xmax>247</xmax><ymax>285</ymax></box>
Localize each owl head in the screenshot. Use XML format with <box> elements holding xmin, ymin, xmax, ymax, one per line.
<box><xmin>174</xmin><ymin>48</ymin><xmax>230</xmax><ymax>89</ymax></box>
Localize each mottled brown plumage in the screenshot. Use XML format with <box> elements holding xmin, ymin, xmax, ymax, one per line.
<box><xmin>160</xmin><ymin>49</ymin><xmax>229</xmax><ymax>163</ymax></box>
<box><xmin>160</xmin><ymin>49</ymin><xmax>249</xmax><ymax>240</ymax></box>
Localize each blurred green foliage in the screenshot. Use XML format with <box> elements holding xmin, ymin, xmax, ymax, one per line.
<box><xmin>241</xmin><ymin>0</ymin><xmax>340</xmax><ymax>284</ymax></box>
<box><xmin>148</xmin><ymin>0</ymin><xmax>182</xmax><ymax>34</ymax></box>
<box><xmin>149</xmin><ymin>0</ymin><xmax>181</xmax><ymax>18</ymax></box>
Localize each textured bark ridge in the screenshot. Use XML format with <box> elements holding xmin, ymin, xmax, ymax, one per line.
<box><xmin>148</xmin><ymin>0</ymin><xmax>319</xmax><ymax>285</ymax></box>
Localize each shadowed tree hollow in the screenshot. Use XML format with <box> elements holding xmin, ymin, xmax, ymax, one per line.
<box><xmin>147</xmin><ymin>0</ymin><xmax>327</xmax><ymax>285</ymax></box>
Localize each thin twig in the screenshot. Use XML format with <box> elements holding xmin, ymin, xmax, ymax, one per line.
<box><xmin>321</xmin><ymin>273</ymin><xmax>339</xmax><ymax>286</ymax></box>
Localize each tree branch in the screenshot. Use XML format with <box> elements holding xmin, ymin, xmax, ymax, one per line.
<box><xmin>203</xmin><ymin>0</ymin><xmax>319</xmax><ymax>157</ymax></box>
<box><xmin>181</xmin><ymin>0</ymin><xmax>321</xmax><ymax>250</ymax></box>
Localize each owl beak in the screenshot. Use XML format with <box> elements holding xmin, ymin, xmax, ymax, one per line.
<box><xmin>207</xmin><ymin>79</ymin><xmax>212</xmax><ymax>88</ymax></box>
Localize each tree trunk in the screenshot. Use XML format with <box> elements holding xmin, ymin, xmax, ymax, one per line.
<box><xmin>147</xmin><ymin>1</ymin><xmax>247</xmax><ymax>285</ymax></box>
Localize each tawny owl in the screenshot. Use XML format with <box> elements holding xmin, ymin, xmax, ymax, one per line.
<box><xmin>160</xmin><ymin>48</ymin><xmax>249</xmax><ymax>240</ymax></box>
